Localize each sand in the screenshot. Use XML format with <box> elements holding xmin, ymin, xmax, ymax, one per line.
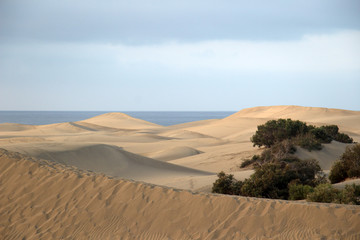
<box><xmin>1</xmin><ymin>105</ymin><xmax>360</xmax><ymax>239</ymax></box>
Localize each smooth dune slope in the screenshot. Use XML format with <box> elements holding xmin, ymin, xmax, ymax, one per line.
<box><xmin>1</xmin><ymin>149</ymin><xmax>359</xmax><ymax>240</ymax></box>
<box><xmin>1</xmin><ymin>143</ymin><xmax>212</xmax><ymax>182</ymax></box>
<box><xmin>0</xmin><ymin>105</ymin><xmax>359</xmax><ymax>191</ymax></box>
<box><xmin>80</xmin><ymin>112</ymin><xmax>161</xmax><ymax>129</ymax></box>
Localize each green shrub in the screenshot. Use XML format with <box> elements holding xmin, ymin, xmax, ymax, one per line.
<box><xmin>240</xmin><ymin>162</ymin><xmax>293</xmax><ymax>199</ymax></box>
<box><xmin>329</xmin><ymin>144</ymin><xmax>360</xmax><ymax>183</ymax></box>
<box><xmin>288</xmin><ymin>183</ymin><xmax>314</xmax><ymax>200</ymax></box>
<box><xmin>329</xmin><ymin>161</ymin><xmax>348</xmax><ymax>184</ymax></box>
<box><xmin>251</xmin><ymin>119</ymin><xmax>352</xmax><ymax>150</ymax></box>
<box><xmin>334</xmin><ymin>133</ymin><xmax>353</xmax><ymax>143</ymax></box>
<box><xmin>310</xmin><ymin>128</ymin><xmax>332</xmax><ymax>143</ymax></box>
<box><xmin>251</xmin><ymin>119</ymin><xmax>308</xmax><ymax>148</ymax></box>
<box><xmin>295</xmin><ymin>133</ymin><xmax>322</xmax><ymax>151</ymax></box>
<box><xmin>338</xmin><ymin>184</ymin><xmax>360</xmax><ymax>205</ymax></box>
<box><xmin>212</xmin><ymin>171</ymin><xmax>239</xmax><ymax>195</ymax></box>
<box><xmin>321</xmin><ymin>125</ymin><xmax>339</xmax><ymax>139</ymax></box>
<box><xmin>306</xmin><ymin>183</ymin><xmax>360</xmax><ymax>205</ymax></box>
<box><xmin>306</xmin><ymin>184</ymin><xmax>340</xmax><ymax>203</ymax></box>
<box><xmin>240</xmin><ymin>155</ymin><xmax>259</xmax><ymax>168</ymax></box>
<box><xmin>239</xmin><ymin>159</ymin><xmax>323</xmax><ymax>199</ymax></box>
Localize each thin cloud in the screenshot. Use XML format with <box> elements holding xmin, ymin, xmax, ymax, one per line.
<box><xmin>114</xmin><ymin>31</ymin><xmax>360</xmax><ymax>73</ymax></box>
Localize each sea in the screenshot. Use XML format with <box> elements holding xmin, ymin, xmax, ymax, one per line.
<box><xmin>0</xmin><ymin>111</ymin><xmax>236</xmax><ymax>126</ymax></box>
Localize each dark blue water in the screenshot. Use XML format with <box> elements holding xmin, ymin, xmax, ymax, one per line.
<box><xmin>0</xmin><ymin>111</ymin><xmax>235</xmax><ymax>126</ymax></box>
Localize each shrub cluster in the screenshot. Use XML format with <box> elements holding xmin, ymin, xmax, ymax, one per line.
<box><xmin>241</xmin><ymin>140</ymin><xmax>298</xmax><ymax>168</ymax></box>
<box><xmin>329</xmin><ymin>144</ymin><xmax>360</xmax><ymax>183</ymax></box>
<box><xmin>251</xmin><ymin>119</ymin><xmax>353</xmax><ymax>151</ymax></box>
<box><xmin>214</xmin><ymin>119</ymin><xmax>357</xmax><ymax>205</ymax></box>
<box><xmin>212</xmin><ymin>171</ymin><xmax>360</xmax><ymax>205</ymax></box>
<box><xmin>213</xmin><ymin>158</ymin><xmax>326</xmax><ymax>200</ymax></box>
<box><xmin>306</xmin><ymin>183</ymin><xmax>360</xmax><ymax>205</ymax></box>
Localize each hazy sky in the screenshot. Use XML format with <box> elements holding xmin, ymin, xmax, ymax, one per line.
<box><xmin>1</xmin><ymin>0</ymin><xmax>359</xmax><ymax>111</ymax></box>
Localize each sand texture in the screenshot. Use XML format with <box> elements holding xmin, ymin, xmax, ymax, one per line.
<box><xmin>1</xmin><ymin>149</ymin><xmax>360</xmax><ymax>240</ymax></box>
<box><xmin>1</xmin><ymin>105</ymin><xmax>360</xmax><ymax>239</ymax></box>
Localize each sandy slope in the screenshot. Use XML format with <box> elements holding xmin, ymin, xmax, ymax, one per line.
<box><xmin>0</xmin><ymin>105</ymin><xmax>359</xmax><ymax>190</ymax></box>
<box><xmin>80</xmin><ymin>112</ymin><xmax>161</xmax><ymax>129</ymax></box>
<box><xmin>1</xmin><ymin>149</ymin><xmax>359</xmax><ymax>240</ymax></box>
<box><xmin>1</xmin><ymin>106</ymin><xmax>360</xmax><ymax>239</ymax></box>
<box><xmin>1</xmin><ymin>143</ymin><xmax>212</xmax><ymax>183</ymax></box>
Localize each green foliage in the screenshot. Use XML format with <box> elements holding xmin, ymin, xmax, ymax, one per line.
<box><xmin>243</xmin><ymin>140</ymin><xmax>298</xmax><ymax>167</ymax></box>
<box><xmin>334</xmin><ymin>133</ymin><xmax>353</xmax><ymax>143</ymax></box>
<box><xmin>240</xmin><ymin>162</ymin><xmax>294</xmax><ymax>199</ymax></box>
<box><xmin>310</xmin><ymin>128</ymin><xmax>332</xmax><ymax>143</ymax></box>
<box><xmin>223</xmin><ymin>158</ymin><xmax>323</xmax><ymax>200</ymax></box>
<box><xmin>251</xmin><ymin>119</ymin><xmax>308</xmax><ymax>148</ymax></box>
<box><xmin>338</xmin><ymin>184</ymin><xmax>360</xmax><ymax>205</ymax></box>
<box><xmin>321</xmin><ymin>125</ymin><xmax>339</xmax><ymax>139</ymax></box>
<box><xmin>212</xmin><ymin>171</ymin><xmax>241</xmax><ymax>195</ymax></box>
<box><xmin>329</xmin><ymin>144</ymin><xmax>360</xmax><ymax>183</ymax></box>
<box><xmin>306</xmin><ymin>184</ymin><xmax>340</xmax><ymax>203</ymax></box>
<box><xmin>250</xmin><ymin>119</ymin><xmax>353</xmax><ymax>150</ymax></box>
<box><xmin>329</xmin><ymin>161</ymin><xmax>348</xmax><ymax>184</ymax></box>
<box><xmin>240</xmin><ymin>155</ymin><xmax>259</xmax><ymax>168</ymax></box>
<box><xmin>288</xmin><ymin>183</ymin><xmax>314</xmax><ymax>200</ymax></box>
<box><xmin>294</xmin><ymin>133</ymin><xmax>322</xmax><ymax>151</ymax></box>
<box><xmin>306</xmin><ymin>183</ymin><xmax>360</xmax><ymax>205</ymax></box>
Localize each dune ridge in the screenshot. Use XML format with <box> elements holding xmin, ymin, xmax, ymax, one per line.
<box><xmin>1</xmin><ymin>105</ymin><xmax>360</xmax><ymax>239</ymax></box>
<box><xmin>1</xmin><ymin>149</ymin><xmax>359</xmax><ymax>240</ymax></box>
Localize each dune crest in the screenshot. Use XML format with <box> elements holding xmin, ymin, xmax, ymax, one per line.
<box><xmin>81</xmin><ymin>112</ymin><xmax>161</xmax><ymax>129</ymax></box>
<box><xmin>1</xmin><ymin>149</ymin><xmax>359</xmax><ymax>240</ymax></box>
<box><xmin>227</xmin><ymin>105</ymin><xmax>360</xmax><ymax>119</ymax></box>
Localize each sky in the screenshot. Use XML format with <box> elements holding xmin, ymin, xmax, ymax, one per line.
<box><xmin>0</xmin><ymin>0</ymin><xmax>359</xmax><ymax>111</ymax></box>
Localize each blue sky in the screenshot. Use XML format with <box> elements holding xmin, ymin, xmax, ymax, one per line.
<box><xmin>0</xmin><ymin>0</ymin><xmax>359</xmax><ymax>111</ymax></box>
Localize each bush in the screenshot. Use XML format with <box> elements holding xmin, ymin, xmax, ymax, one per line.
<box><xmin>338</xmin><ymin>184</ymin><xmax>360</xmax><ymax>205</ymax></box>
<box><xmin>295</xmin><ymin>133</ymin><xmax>322</xmax><ymax>151</ymax></box>
<box><xmin>212</xmin><ymin>171</ymin><xmax>240</xmax><ymax>195</ymax></box>
<box><xmin>239</xmin><ymin>159</ymin><xmax>323</xmax><ymax>199</ymax></box>
<box><xmin>329</xmin><ymin>144</ymin><xmax>360</xmax><ymax>183</ymax></box>
<box><xmin>329</xmin><ymin>161</ymin><xmax>348</xmax><ymax>184</ymax></box>
<box><xmin>251</xmin><ymin>119</ymin><xmax>308</xmax><ymax>148</ymax></box>
<box><xmin>306</xmin><ymin>183</ymin><xmax>360</xmax><ymax>205</ymax></box>
<box><xmin>306</xmin><ymin>184</ymin><xmax>340</xmax><ymax>203</ymax></box>
<box><xmin>321</xmin><ymin>125</ymin><xmax>339</xmax><ymax>139</ymax></box>
<box><xmin>250</xmin><ymin>119</ymin><xmax>353</xmax><ymax>149</ymax></box>
<box><xmin>310</xmin><ymin>128</ymin><xmax>332</xmax><ymax>143</ymax></box>
<box><xmin>240</xmin><ymin>162</ymin><xmax>293</xmax><ymax>199</ymax></box>
<box><xmin>288</xmin><ymin>183</ymin><xmax>314</xmax><ymax>200</ymax></box>
<box><xmin>334</xmin><ymin>133</ymin><xmax>353</xmax><ymax>143</ymax></box>
<box><xmin>240</xmin><ymin>155</ymin><xmax>259</xmax><ymax>168</ymax></box>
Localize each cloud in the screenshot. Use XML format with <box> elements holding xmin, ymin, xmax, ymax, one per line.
<box><xmin>114</xmin><ymin>31</ymin><xmax>360</xmax><ymax>73</ymax></box>
<box><xmin>1</xmin><ymin>0</ymin><xmax>360</xmax><ymax>44</ymax></box>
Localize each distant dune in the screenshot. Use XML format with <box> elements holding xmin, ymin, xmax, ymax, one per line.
<box><xmin>1</xmin><ymin>105</ymin><xmax>360</xmax><ymax>239</ymax></box>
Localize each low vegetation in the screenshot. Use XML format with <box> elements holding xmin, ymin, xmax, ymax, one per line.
<box><xmin>329</xmin><ymin>144</ymin><xmax>360</xmax><ymax>183</ymax></box>
<box><xmin>213</xmin><ymin>158</ymin><xmax>326</xmax><ymax>200</ymax></box>
<box><xmin>251</xmin><ymin>119</ymin><xmax>353</xmax><ymax>151</ymax></box>
<box><xmin>212</xmin><ymin>119</ymin><xmax>359</xmax><ymax>205</ymax></box>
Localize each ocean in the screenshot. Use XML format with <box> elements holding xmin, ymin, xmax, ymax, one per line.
<box><xmin>0</xmin><ymin>111</ymin><xmax>236</xmax><ymax>126</ymax></box>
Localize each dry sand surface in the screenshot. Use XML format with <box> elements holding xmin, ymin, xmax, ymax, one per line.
<box><xmin>1</xmin><ymin>105</ymin><xmax>360</xmax><ymax>239</ymax></box>
<box><xmin>1</xmin><ymin>149</ymin><xmax>360</xmax><ymax>240</ymax></box>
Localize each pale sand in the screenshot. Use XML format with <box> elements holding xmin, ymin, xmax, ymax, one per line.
<box><xmin>1</xmin><ymin>105</ymin><xmax>360</xmax><ymax>239</ymax></box>
<box><xmin>1</xmin><ymin>149</ymin><xmax>359</xmax><ymax>240</ymax></box>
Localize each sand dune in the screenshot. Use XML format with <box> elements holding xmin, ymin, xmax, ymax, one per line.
<box><xmin>144</xmin><ymin>146</ymin><xmax>203</xmax><ymax>161</ymax></box>
<box><xmin>1</xmin><ymin>143</ymin><xmax>212</xmax><ymax>182</ymax></box>
<box><xmin>0</xmin><ymin>123</ymin><xmax>36</xmax><ymax>131</ymax></box>
<box><xmin>1</xmin><ymin>105</ymin><xmax>360</xmax><ymax>239</ymax></box>
<box><xmin>1</xmin><ymin>149</ymin><xmax>359</xmax><ymax>240</ymax></box>
<box><xmin>295</xmin><ymin>141</ymin><xmax>350</xmax><ymax>170</ymax></box>
<box><xmin>81</xmin><ymin>112</ymin><xmax>161</xmax><ymax>129</ymax></box>
<box><xmin>160</xmin><ymin>129</ymin><xmax>217</xmax><ymax>139</ymax></box>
